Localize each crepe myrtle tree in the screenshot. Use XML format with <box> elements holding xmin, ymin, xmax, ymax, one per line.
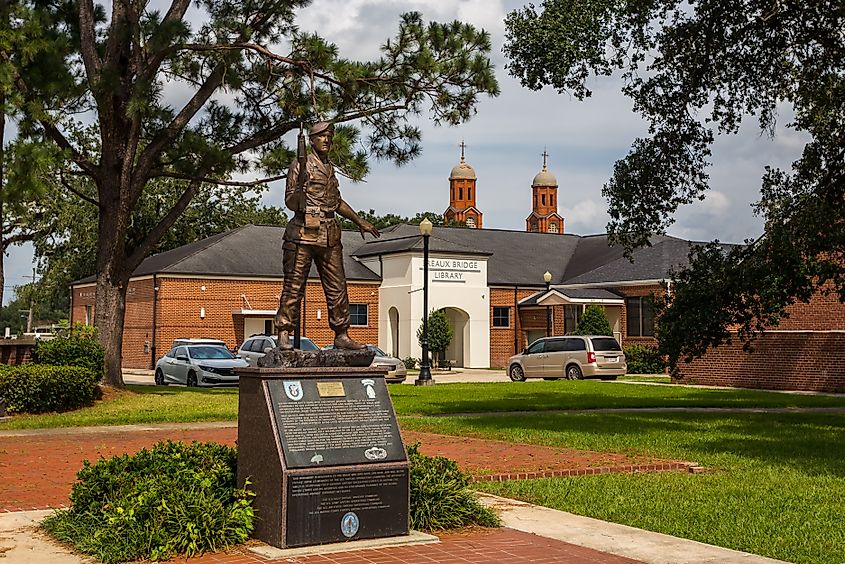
<box><xmin>2</xmin><ymin>1</ymin><xmax>499</xmax><ymax>386</ymax></box>
<box><xmin>505</xmin><ymin>0</ymin><xmax>844</xmax><ymax>369</ymax></box>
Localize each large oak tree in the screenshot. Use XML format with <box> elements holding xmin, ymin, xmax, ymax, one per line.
<box><xmin>505</xmin><ymin>0</ymin><xmax>844</xmax><ymax>368</ymax></box>
<box><xmin>2</xmin><ymin>1</ymin><xmax>498</xmax><ymax>385</ymax></box>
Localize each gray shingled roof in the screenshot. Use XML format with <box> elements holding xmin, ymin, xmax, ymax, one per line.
<box><xmin>73</xmin><ymin>223</ymin><xmax>720</xmax><ymax>288</ymax></box>
<box><xmin>74</xmin><ymin>225</ymin><xmax>381</xmax><ymax>284</ymax></box>
<box><xmin>355</xmin><ymin>224</ymin><xmax>582</xmax><ymax>287</ymax></box>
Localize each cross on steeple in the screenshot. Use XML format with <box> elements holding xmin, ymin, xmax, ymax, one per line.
<box><xmin>541</xmin><ymin>148</ymin><xmax>549</xmax><ymax>171</ymax></box>
<box><xmin>459</xmin><ymin>140</ymin><xmax>467</xmax><ymax>162</ymax></box>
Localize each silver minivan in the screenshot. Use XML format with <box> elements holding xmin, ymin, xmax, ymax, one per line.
<box><xmin>507</xmin><ymin>335</ymin><xmax>627</xmax><ymax>381</ymax></box>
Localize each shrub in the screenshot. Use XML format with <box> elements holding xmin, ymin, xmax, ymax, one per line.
<box><xmin>624</xmin><ymin>344</ymin><xmax>667</xmax><ymax>374</ymax></box>
<box><xmin>417</xmin><ymin>309</ymin><xmax>453</xmax><ymax>364</ymax></box>
<box><xmin>573</xmin><ymin>305</ymin><xmax>613</xmax><ymax>336</ymax></box>
<box><xmin>402</xmin><ymin>356</ymin><xmax>418</xmax><ymax>370</ymax></box>
<box><xmin>407</xmin><ymin>443</ymin><xmax>500</xmax><ymax>531</ymax></box>
<box><xmin>0</xmin><ymin>364</ymin><xmax>100</xmax><ymax>414</ymax></box>
<box><xmin>41</xmin><ymin>441</ymin><xmax>254</xmax><ymax>564</ymax></box>
<box><xmin>33</xmin><ymin>323</ymin><xmax>105</xmax><ymax>378</ymax></box>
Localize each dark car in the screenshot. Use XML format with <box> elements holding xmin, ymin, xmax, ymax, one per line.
<box><xmin>237</xmin><ymin>334</ymin><xmax>319</xmax><ymax>366</ymax></box>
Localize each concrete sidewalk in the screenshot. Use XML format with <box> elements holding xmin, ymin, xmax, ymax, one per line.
<box><xmin>0</xmin><ymin>497</ymin><xmax>787</xmax><ymax>564</ymax></box>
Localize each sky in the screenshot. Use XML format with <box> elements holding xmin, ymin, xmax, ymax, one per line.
<box><xmin>3</xmin><ymin>0</ymin><xmax>804</xmax><ymax>304</ymax></box>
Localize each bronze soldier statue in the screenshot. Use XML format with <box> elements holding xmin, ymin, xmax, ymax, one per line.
<box><xmin>275</xmin><ymin>121</ymin><xmax>380</xmax><ymax>350</ymax></box>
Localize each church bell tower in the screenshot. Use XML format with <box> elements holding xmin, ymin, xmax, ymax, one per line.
<box><xmin>444</xmin><ymin>141</ymin><xmax>483</xmax><ymax>228</ymax></box>
<box><xmin>526</xmin><ymin>150</ymin><xmax>564</xmax><ymax>234</ymax></box>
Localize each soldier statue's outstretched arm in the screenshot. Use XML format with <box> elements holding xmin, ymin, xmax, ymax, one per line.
<box><xmin>337</xmin><ymin>199</ymin><xmax>380</xmax><ymax>239</ymax></box>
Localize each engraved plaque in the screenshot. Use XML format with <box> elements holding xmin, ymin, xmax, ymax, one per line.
<box><xmin>285</xmin><ymin>465</ymin><xmax>409</xmax><ymax>546</ymax></box>
<box><xmin>267</xmin><ymin>376</ymin><xmax>405</xmax><ymax>468</ymax></box>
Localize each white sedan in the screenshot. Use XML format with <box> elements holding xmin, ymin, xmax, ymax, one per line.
<box><xmin>154</xmin><ymin>344</ymin><xmax>248</xmax><ymax>387</ymax></box>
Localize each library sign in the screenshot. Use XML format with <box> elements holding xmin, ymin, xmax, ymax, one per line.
<box><xmin>427</xmin><ymin>258</ymin><xmax>482</xmax><ymax>284</ymax></box>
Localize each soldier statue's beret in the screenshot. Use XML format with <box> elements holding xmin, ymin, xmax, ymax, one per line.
<box><xmin>309</xmin><ymin>121</ymin><xmax>335</xmax><ymax>137</ymax></box>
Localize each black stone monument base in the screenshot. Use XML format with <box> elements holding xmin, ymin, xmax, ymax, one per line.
<box><xmin>258</xmin><ymin>347</ymin><xmax>375</xmax><ymax>368</ymax></box>
<box><xmin>237</xmin><ymin>366</ymin><xmax>409</xmax><ymax>549</ymax></box>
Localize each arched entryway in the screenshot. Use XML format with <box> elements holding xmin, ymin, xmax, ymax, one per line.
<box><xmin>388</xmin><ymin>307</ymin><xmax>400</xmax><ymax>358</ymax></box>
<box><xmin>442</xmin><ymin>307</ymin><xmax>470</xmax><ymax>368</ymax></box>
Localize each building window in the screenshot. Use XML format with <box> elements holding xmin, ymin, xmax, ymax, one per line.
<box><xmin>349</xmin><ymin>303</ymin><xmax>368</xmax><ymax>326</ymax></box>
<box><xmin>548</xmin><ymin>222</ymin><xmax>558</xmax><ymax>233</ymax></box>
<box><xmin>626</xmin><ymin>297</ymin><xmax>655</xmax><ymax>336</ymax></box>
<box><xmin>459</xmin><ymin>187</ymin><xmax>463</xmax><ymax>200</ymax></box>
<box><xmin>466</xmin><ymin>216</ymin><xmax>476</xmax><ymax>228</ymax></box>
<box><xmin>493</xmin><ymin>306</ymin><xmax>510</xmax><ymax>327</ymax></box>
<box><xmin>542</xmin><ymin>193</ymin><xmax>546</xmax><ymax>206</ymax></box>
<box><xmin>564</xmin><ymin>305</ymin><xmax>582</xmax><ymax>333</ymax></box>
<box><xmin>468</xmin><ymin>187</ymin><xmax>472</xmax><ymax>200</ymax></box>
<box><xmin>530</xmin><ymin>221</ymin><xmax>538</xmax><ymax>232</ymax></box>
<box><xmin>85</xmin><ymin>305</ymin><xmax>93</xmax><ymax>325</ymax></box>
<box><xmin>551</xmin><ymin>194</ymin><xmax>555</xmax><ymax>206</ymax></box>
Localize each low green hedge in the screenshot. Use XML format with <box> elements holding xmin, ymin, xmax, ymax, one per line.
<box><xmin>0</xmin><ymin>364</ymin><xmax>100</xmax><ymax>414</ymax></box>
<box><xmin>623</xmin><ymin>344</ymin><xmax>667</xmax><ymax>374</ymax></box>
<box><xmin>42</xmin><ymin>441</ymin><xmax>254</xmax><ymax>564</ymax></box>
<box><xmin>408</xmin><ymin>443</ymin><xmax>500</xmax><ymax>531</ymax></box>
<box><xmin>33</xmin><ymin>324</ymin><xmax>105</xmax><ymax>378</ymax></box>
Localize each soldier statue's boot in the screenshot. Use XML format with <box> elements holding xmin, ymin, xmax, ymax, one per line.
<box><xmin>276</xmin><ymin>329</ymin><xmax>293</xmax><ymax>350</ymax></box>
<box><xmin>334</xmin><ymin>331</ymin><xmax>366</xmax><ymax>350</ymax></box>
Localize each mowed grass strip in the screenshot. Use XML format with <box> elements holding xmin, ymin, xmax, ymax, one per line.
<box><xmin>1</xmin><ymin>386</ymin><xmax>239</xmax><ymax>429</ymax></box>
<box><xmin>2</xmin><ymin>380</ymin><xmax>845</xmax><ymax>429</ymax></box>
<box><xmin>399</xmin><ymin>411</ymin><xmax>845</xmax><ymax>564</ymax></box>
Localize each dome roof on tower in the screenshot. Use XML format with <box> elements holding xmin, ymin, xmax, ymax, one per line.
<box><xmin>532</xmin><ymin>159</ymin><xmax>558</xmax><ymax>187</ymax></box>
<box><xmin>450</xmin><ymin>159</ymin><xmax>476</xmax><ymax>180</ymax></box>
<box><xmin>532</xmin><ymin>168</ymin><xmax>557</xmax><ymax>186</ymax></box>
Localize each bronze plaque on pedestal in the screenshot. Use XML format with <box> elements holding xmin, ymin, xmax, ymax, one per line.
<box><xmin>237</xmin><ymin>367</ymin><xmax>409</xmax><ymax>548</ymax></box>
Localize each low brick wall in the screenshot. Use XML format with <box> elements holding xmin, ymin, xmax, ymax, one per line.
<box><xmin>674</xmin><ymin>331</ymin><xmax>845</xmax><ymax>393</ymax></box>
<box><xmin>0</xmin><ymin>340</ymin><xmax>36</xmax><ymax>365</ymax></box>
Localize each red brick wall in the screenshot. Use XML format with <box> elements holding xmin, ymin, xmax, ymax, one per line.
<box><xmin>673</xmin><ymin>289</ymin><xmax>845</xmax><ymax>392</ymax></box>
<box><xmin>490</xmin><ymin>287</ymin><xmax>535</xmax><ymax>368</ymax></box>
<box><xmin>674</xmin><ymin>331</ymin><xmax>845</xmax><ymax>392</ymax></box>
<box><xmin>0</xmin><ymin>341</ymin><xmax>35</xmax><ymax>365</ymax></box>
<box><xmin>72</xmin><ymin>277</ymin><xmax>379</xmax><ymax>369</ymax></box>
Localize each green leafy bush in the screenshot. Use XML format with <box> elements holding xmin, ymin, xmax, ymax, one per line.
<box><xmin>408</xmin><ymin>443</ymin><xmax>500</xmax><ymax>531</ymax></box>
<box><xmin>402</xmin><ymin>356</ymin><xmax>418</xmax><ymax>370</ymax></box>
<box><xmin>33</xmin><ymin>323</ymin><xmax>105</xmax><ymax>378</ymax></box>
<box><xmin>624</xmin><ymin>344</ymin><xmax>667</xmax><ymax>374</ymax></box>
<box><xmin>573</xmin><ymin>305</ymin><xmax>613</xmax><ymax>336</ymax></box>
<box><xmin>42</xmin><ymin>441</ymin><xmax>254</xmax><ymax>564</ymax></box>
<box><xmin>0</xmin><ymin>364</ymin><xmax>100</xmax><ymax>414</ymax></box>
<box><xmin>417</xmin><ymin>309</ymin><xmax>453</xmax><ymax>362</ymax></box>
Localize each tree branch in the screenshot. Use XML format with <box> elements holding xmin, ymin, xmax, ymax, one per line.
<box><xmin>60</xmin><ymin>171</ymin><xmax>101</xmax><ymax>207</ymax></box>
<box><xmin>78</xmin><ymin>0</ymin><xmax>102</xmax><ymax>81</ymax></box>
<box><xmin>126</xmin><ymin>176</ymin><xmax>203</xmax><ymax>269</ymax></box>
<box><xmin>131</xmin><ymin>63</ymin><xmax>226</xmax><ymax>198</ymax></box>
<box><xmin>153</xmin><ymin>171</ymin><xmax>287</xmax><ymax>186</ymax></box>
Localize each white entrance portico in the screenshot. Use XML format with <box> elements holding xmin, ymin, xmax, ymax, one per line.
<box><xmin>356</xmin><ymin>239</ymin><xmax>491</xmax><ymax>368</ymax></box>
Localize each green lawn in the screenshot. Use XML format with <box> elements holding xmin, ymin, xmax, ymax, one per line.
<box><xmin>3</xmin><ymin>380</ymin><xmax>844</xmax><ymax>562</ymax></box>
<box><xmin>3</xmin><ymin>380</ymin><xmax>844</xmax><ymax>429</ymax></box>
<box><xmin>399</xmin><ymin>411</ymin><xmax>845</xmax><ymax>564</ymax></box>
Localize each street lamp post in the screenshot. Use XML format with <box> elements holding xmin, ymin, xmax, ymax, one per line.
<box><xmin>415</xmin><ymin>218</ymin><xmax>435</xmax><ymax>386</ymax></box>
<box><xmin>544</xmin><ymin>271</ymin><xmax>552</xmax><ymax>337</ymax></box>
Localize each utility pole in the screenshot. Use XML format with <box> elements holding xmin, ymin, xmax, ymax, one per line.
<box><xmin>23</xmin><ymin>267</ymin><xmax>36</xmax><ymax>333</ymax></box>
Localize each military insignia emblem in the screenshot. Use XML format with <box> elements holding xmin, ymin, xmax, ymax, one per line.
<box><xmin>361</xmin><ymin>378</ymin><xmax>376</xmax><ymax>399</ymax></box>
<box><xmin>364</xmin><ymin>447</ymin><xmax>387</xmax><ymax>460</ymax></box>
<box><xmin>283</xmin><ymin>380</ymin><xmax>304</xmax><ymax>401</ymax></box>
<box><xmin>341</xmin><ymin>511</ymin><xmax>359</xmax><ymax>538</ymax></box>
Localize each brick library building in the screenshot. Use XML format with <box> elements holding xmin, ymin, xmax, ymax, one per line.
<box><xmin>70</xmin><ymin>150</ymin><xmax>845</xmax><ymax>392</ymax></box>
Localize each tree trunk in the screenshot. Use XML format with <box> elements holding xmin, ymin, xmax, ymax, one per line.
<box><xmin>94</xmin><ymin>179</ymin><xmax>131</xmax><ymax>387</ymax></box>
<box><xmin>95</xmin><ymin>271</ymin><xmax>128</xmax><ymax>386</ymax></box>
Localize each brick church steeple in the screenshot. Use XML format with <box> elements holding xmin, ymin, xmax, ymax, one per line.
<box><xmin>444</xmin><ymin>141</ymin><xmax>483</xmax><ymax>228</ymax></box>
<box><xmin>526</xmin><ymin>150</ymin><xmax>564</xmax><ymax>234</ymax></box>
